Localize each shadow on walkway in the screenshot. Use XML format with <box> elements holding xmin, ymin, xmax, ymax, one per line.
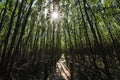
<box><xmin>48</xmin><ymin>54</ymin><xmax>70</xmax><ymax>80</ymax></box>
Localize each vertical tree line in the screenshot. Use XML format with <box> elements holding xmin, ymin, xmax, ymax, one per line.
<box><xmin>0</xmin><ymin>0</ymin><xmax>120</xmax><ymax>80</ymax></box>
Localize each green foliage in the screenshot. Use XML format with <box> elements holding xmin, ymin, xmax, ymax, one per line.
<box><xmin>0</xmin><ymin>0</ymin><xmax>120</xmax><ymax>80</ymax></box>
<box><xmin>103</xmin><ymin>0</ymin><xmax>112</xmax><ymax>7</ymax></box>
<box><xmin>88</xmin><ymin>0</ymin><xmax>99</xmax><ymax>5</ymax></box>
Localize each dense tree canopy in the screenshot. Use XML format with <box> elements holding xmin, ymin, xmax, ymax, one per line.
<box><xmin>0</xmin><ymin>0</ymin><xmax>120</xmax><ymax>80</ymax></box>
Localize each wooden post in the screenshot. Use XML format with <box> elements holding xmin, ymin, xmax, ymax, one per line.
<box><xmin>44</xmin><ymin>63</ymin><xmax>49</xmax><ymax>80</ymax></box>
<box><xmin>70</xmin><ymin>62</ymin><xmax>73</xmax><ymax>80</ymax></box>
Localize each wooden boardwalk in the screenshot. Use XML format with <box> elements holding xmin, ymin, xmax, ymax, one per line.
<box><xmin>48</xmin><ymin>54</ymin><xmax>70</xmax><ymax>80</ymax></box>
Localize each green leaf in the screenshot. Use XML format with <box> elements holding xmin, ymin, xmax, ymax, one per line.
<box><xmin>103</xmin><ymin>0</ymin><xmax>112</xmax><ymax>7</ymax></box>
<box><xmin>88</xmin><ymin>0</ymin><xmax>99</xmax><ymax>5</ymax></box>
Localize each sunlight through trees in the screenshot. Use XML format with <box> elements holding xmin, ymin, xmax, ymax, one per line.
<box><xmin>0</xmin><ymin>0</ymin><xmax>120</xmax><ymax>80</ymax></box>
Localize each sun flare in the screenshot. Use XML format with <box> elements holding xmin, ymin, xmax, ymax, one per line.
<box><xmin>51</xmin><ymin>11</ymin><xmax>59</xmax><ymax>20</ymax></box>
<box><xmin>44</xmin><ymin>2</ymin><xmax>63</xmax><ymax>23</ymax></box>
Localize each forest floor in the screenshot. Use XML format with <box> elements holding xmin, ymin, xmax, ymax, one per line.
<box><xmin>48</xmin><ymin>54</ymin><xmax>70</xmax><ymax>80</ymax></box>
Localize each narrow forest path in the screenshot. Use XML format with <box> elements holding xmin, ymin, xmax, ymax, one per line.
<box><xmin>48</xmin><ymin>54</ymin><xmax>70</xmax><ymax>80</ymax></box>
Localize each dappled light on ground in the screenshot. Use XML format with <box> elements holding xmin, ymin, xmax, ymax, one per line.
<box><xmin>48</xmin><ymin>54</ymin><xmax>70</xmax><ymax>80</ymax></box>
